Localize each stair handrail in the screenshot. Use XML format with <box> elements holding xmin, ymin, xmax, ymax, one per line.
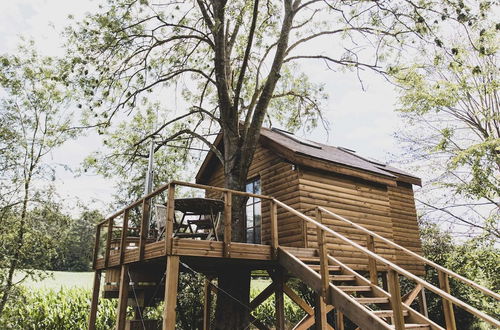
<box><xmin>315</xmin><ymin>206</ymin><xmax>500</xmax><ymax>302</ymax></box>
<box><xmin>273</xmin><ymin>198</ymin><xmax>500</xmax><ymax>328</ymax></box>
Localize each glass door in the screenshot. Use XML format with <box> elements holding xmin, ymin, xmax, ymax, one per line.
<box><xmin>245</xmin><ymin>178</ymin><xmax>261</xmax><ymax>244</ymax></box>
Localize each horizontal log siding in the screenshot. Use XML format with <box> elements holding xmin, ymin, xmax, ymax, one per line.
<box><xmin>388</xmin><ymin>183</ymin><xmax>425</xmax><ymax>275</ymax></box>
<box><xmin>204</xmin><ymin>145</ymin><xmax>304</xmax><ymax>247</ymax></box>
<box><xmin>299</xmin><ymin>169</ymin><xmax>398</xmax><ymax>270</ymax></box>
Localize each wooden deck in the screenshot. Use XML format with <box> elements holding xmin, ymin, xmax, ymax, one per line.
<box><xmin>94</xmin><ymin>238</ymin><xmax>274</xmax><ymax>270</ymax></box>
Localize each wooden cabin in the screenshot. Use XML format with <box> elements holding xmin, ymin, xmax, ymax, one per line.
<box><xmin>88</xmin><ymin>126</ymin><xmax>499</xmax><ymax>330</ymax></box>
<box><xmin>196</xmin><ymin>127</ymin><xmax>425</xmax><ymax>275</ymax></box>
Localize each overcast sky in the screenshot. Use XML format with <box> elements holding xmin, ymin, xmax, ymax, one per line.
<box><xmin>0</xmin><ymin>0</ymin><xmax>406</xmax><ymax>214</ymax></box>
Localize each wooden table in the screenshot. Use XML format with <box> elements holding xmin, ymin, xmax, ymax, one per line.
<box><xmin>172</xmin><ymin>198</ymin><xmax>224</xmax><ymax>240</ymax></box>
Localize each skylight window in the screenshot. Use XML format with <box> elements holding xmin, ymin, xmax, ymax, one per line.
<box><xmin>271</xmin><ymin>128</ymin><xmax>322</xmax><ymax>149</ymax></box>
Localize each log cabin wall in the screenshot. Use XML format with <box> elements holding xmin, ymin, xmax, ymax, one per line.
<box><xmin>203</xmin><ymin>144</ymin><xmax>304</xmax><ymax>247</ymax></box>
<box><xmin>388</xmin><ymin>182</ymin><xmax>424</xmax><ymax>275</ymax></box>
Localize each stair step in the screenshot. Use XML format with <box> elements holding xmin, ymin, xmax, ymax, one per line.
<box><xmin>298</xmin><ymin>257</ymin><xmax>320</xmax><ymax>263</ymax></box>
<box><xmin>373</xmin><ymin>310</ymin><xmax>409</xmax><ymax>317</ymax></box>
<box><xmin>337</xmin><ymin>285</ymin><xmax>372</xmax><ymax>292</ymax></box>
<box><xmin>309</xmin><ymin>264</ymin><xmax>341</xmax><ymax>272</ymax></box>
<box><xmin>330</xmin><ymin>275</ymin><xmax>356</xmax><ymax>281</ymax></box>
<box><xmin>355</xmin><ymin>297</ymin><xmax>389</xmax><ymax>304</ymax></box>
<box><xmin>391</xmin><ymin>324</ymin><xmax>430</xmax><ymax>329</ymax></box>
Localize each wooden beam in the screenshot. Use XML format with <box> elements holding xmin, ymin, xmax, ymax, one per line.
<box><xmin>275</xmin><ymin>269</ymin><xmax>285</xmax><ymax>330</ymax></box>
<box><xmin>366</xmin><ymin>234</ymin><xmax>378</xmax><ymax>285</ymax></box>
<box><xmin>163</xmin><ymin>255</ymin><xmax>180</xmax><ymax>330</ymax></box>
<box><xmin>203</xmin><ymin>277</ymin><xmax>212</xmax><ymax>330</ymax></box>
<box><xmin>138</xmin><ymin>199</ymin><xmax>150</xmax><ymax>260</ymax></box>
<box><xmin>270</xmin><ymin>201</ymin><xmax>279</xmax><ymax>258</ymax></box>
<box><xmin>249</xmin><ymin>315</ymin><xmax>271</xmax><ymax>330</ymax></box>
<box><xmin>92</xmin><ymin>224</ymin><xmax>101</xmax><ymax>269</ymax></box>
<box><xmin>419</xmin><ymin>287</ymin><xmax>429</xmax><ymax>318</ymax></box>
<box><xmin>165</xmin><ymin>184</ymin><xmax>175</xmax><ymax>255</ymax></box>
<box><xmin>316</xmin><ymin>208</ymin><xmax>330</xmax><ymax>302</ymax></box>
<box><xmin>104</xmin><ymin>218</ymin><xmax>113</xmax><ymax>267</ymax></box>
<box><xmin>403</xmin><ymin>283</ymin><xmax>423</xmax><ymax>305</ymax></box>
<box><xmin>88</xmin><ymin>270</ymin><xmax>101</xmax><ymax>330</ymax></box>
<box><xmin>283</xmin><ymin>284</ymin><xmax>313</xmax><ymax>315</ymax></box>
<box><xmin>119</xmin><ymin>210</ymin><xmax>129</xmax><ymax>264</ymax></box>
<box><xmin>336</xmin><ymin>311</ymin><xmax>344</xmax><ymax>330</ymax></box>
<box><xmin>250</xmin><ymin>282</ymin><xmax>276</xmax><ymax>310</ymax></box>
<box><xmin>116</xmin><ymin>265</ymin><xmax>129</xmax><ymax>330</ymax></box>
<box><xmin>387</xmin><ymin>269</ymin><xmax>405</xmax><ymax>330</ymax></box>
<box><xmin>438</xmin><ymin>270</ymin><xmax>457</xmax><ymax>330</ymax></box>
<box><xmin>314</xmin><ymin>294</ymin><xmax>328</xmax><ymax>329</ymax></box>
<box><xmin>223</xmin><ymin>191</ymin><xmax>232</xmax><ymax>258</ymax></box>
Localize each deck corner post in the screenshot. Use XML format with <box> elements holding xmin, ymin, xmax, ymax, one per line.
<box><xmin>119</xmin><ymin>209</ymin><xmax>129</xmax><ymax>264</ymax></box>
<box><xmin>203</xmin><ymin>277</ymin><xmax>212</xmax><ymax>330</ymax></box>
<box><xmin>105</xmin><ymin>218</ymin><xmax>114</xmax><ymax>267</ymax></box>
<box><xmin>387</xmin><ymin>269</ymin><xmax>405</xmax><ymax>330</ymax></box>
<box><xmin>336</xmin><ymin>310</ymin><xmax>344</xmax><ymax>330</ymax></box>
<box><xmin>274</xmin><ymin>268</ymin><xmax>285</xmax><ymax>330</ymax></box>
<box><xmin>223</xmin><ymin>191</ymin><xmax>232</xmax><ymax>258</ymax></box>
<box><xmin>270</xmin><ymin>200</ymin><xmax>279</xmax><ymax>259</ymax></box>
<box><xmin>438</xmin><ymin>270</ymin><xmax>457</xmax><ymax>330</ymax></box>
<box><xmin>314</xmin><ymin>293</ymin><xmax>328</xmax><ymax>329</ymax></box>
<box><xmin>163</xmin><ymin>255</ymin><xmax>180</xmax><ymax>330</ymax></box>
<box><xmin>88</xmin><ymin>270</ymin><xmax>101</xmax><ymax>330</ymax></box>
<box><xmin>139</xmin><ymin>198</ymin><xmax>151</xmax><ymax>260</ymax></box>
<box><xmin>93</xmin><ymin>224</ymin><xmax>102</xmax><ymax>269</ymax></box>
<box><xmin>116</xmin><ymin>265</ymin><xmax>129</xmax><ymax>330</ymax></box>
<box><xmin>165</xmin><ymin>183</ymin><xmax>176</xmax><ymax>255</ymax></box>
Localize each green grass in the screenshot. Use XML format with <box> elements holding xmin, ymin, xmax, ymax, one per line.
<box><xmin>14</xmin><ymin>270</ymin><xmax>94</xmax><ymax>290</ymax></box>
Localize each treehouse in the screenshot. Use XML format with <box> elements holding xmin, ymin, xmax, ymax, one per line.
<box><xmin>88</xmin><ymin>127</ymin><xmax>500</xmax><ymax>330</ymax></box>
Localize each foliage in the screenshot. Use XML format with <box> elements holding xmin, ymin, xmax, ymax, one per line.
<box><xmin>415</xmin><ymin>221</ymin><xmax>500</xmax><ymax>328</ymax></box>
<box><xmin>0</xmin><ymin>40</ymin><xmax>78</xmax><ymax>314</ymax></box>
<box><xmin>0</xmin><ymin>287</ymin><xmax>116</xmax><ymax>330</ymax></box>
<box><xmin>391</xmin><ymin>0</ymin><xmax>499</xmax><ymax>238</ymax></box>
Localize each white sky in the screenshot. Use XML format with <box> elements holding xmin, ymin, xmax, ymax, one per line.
<box><xmin>0</xmin><ymin>0</ymin><xmax>406</xmax><ymax>214</ymax></box>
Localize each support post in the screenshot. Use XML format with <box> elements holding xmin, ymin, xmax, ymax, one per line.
<box><xmin>93</xmin><ymin>224</ymin><xmax>102</xmax><ymax>269</ymax></box>
<box><xmin>203</xmin><ymin>278</ymin><xmax>212</xmax><ymax>330</ymax></box>
<box><xmin>336</xmin><ymin>311</ymin><xmax>344</xmax><ymax>330</ymax></box>
<box><xmin>387</xmin><ymin>269</ymin><xmax>405</xmax><ymax>330</ymax></box>
<box><xmin>316</xmin><ymin>208</ymin><xmax>330</xmax><ymax>303</ymax></box>
<box><xmin>104</xmin><ymin>218</ymin><xmax>113</xmax><ymax>267</ymax></box>
<box><xmin>438</xmin><ymin>270</ymin><xmax>457</xmax><ymax>330</ymax></box>
<box><xmin>88</xmin><ymin>270</ymin><xmax>101</xmax><ymax>330</ymax></box>
<box><xmin>223</xmin><ymin>191</ymin><xmax>232</xmax><ymax>258</ymax></box>
<box><xmin>274</xmin><ymin>269</ymin><xmax>285</xmax><ymax>330</ymax></box>
<box><xmin>419</xmin><ymin>287</ymin><xmax>429</xmax><ymax>318</ymax></box>
<box><xmin>116</xmin><ymin>265</ymin><xmax>129</xmax><ymax>330</ymax></box>
<box><xmin>138</xmin><ymin>198</ymin><xmax>150</xmax><ymax>260</ymax></box>
<box><xmin>314</xmin><ymin>293</ymin><xmax>328</xmax><ymax>329</ymax></box>
<box><xmin>163</xmin><ymin>255</ymin><xmax>180</xmax><ymax>330</ymax></box>
<box><xmin>165</xmin><ymin>184</ymin><xmax>175</xmax><ymax>255</ymax></box>
<box><xmin>366</xmin><ymin>234</ymin><xmax>378</xmax><ymax>285</ymax></box>
<box><xmin>119</xmin><ymin>209</ymin><xmax>129</xmax><ymax>264</ymax></box>
<box><xmin>270</xmin><ymin>200</ymin><xmax>279</xmax><ymax>259</ymax></box>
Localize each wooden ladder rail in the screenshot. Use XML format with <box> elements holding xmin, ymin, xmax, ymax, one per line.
<box><xmin>274</xmin><ymin>199</ymin><xmax>500</xmax><ymax>329</ymax></box>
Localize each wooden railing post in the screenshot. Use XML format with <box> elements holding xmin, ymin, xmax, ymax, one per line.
<box><xmin>119</xmin><ymin>209</ymin><xmax>129</xmax><ymax>264</ymax></box>
<box><xmin>270</xmin><ymin>200</ymin><xmax>279</xmax><ymax>258</ymax></box>
<box><xmin>88</xmin><ymin>270</ymin><xmax>101</xmax><ymax>330</ymax></box>
<box><xmin>387</xmin><ymin>269</ymin><xmax>405</xmax><ymax>330</ymax></box>
<box><xmin>315</xmin><ymin>208</ymin><xmax>330</xmax><ymax>303</ymax></box>
<box><xmin>223</xmin><ymin>191</ymin><xmax>232</xmax><ymax>258</ymax></box>
<box><xmin>439</xmin><ymin>270</ymin><xmax>457</xmax><ymax>330</ymax></box>
<box><xmin>366</xmin><ymin>234</ymin><xmax>378</xmax><ymax>285</ymax></box>
<box><xmin>92</xmin><ymin>224</ymin><xmax>102</xmax><ymax>269</ymax></box>
<box><xmin>165</xmin><ymin>183</ymin><xmax>175</xmax><ymax>255</ymax></box>
<box><xmin>138</xmin><ymin>198</ymin><xmax>151</xmax><ymax>260</ymax></box>
<box><xmin>104</xmin><ymin>218</ymin><xmax>113</xmax><ymax>267</ymax></box>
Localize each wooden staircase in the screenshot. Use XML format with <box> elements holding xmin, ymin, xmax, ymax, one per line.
<box><xmin>279</xmin><ymin>248</ymin><xmax>443</xmax><ymax>330</ymax></box>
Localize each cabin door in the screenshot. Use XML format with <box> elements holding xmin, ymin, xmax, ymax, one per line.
<box><xmin>245</xmin><ymin>177</ymin><xmax>262</xmax><ymax>244</ymax></box>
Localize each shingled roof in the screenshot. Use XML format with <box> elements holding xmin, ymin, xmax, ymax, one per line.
<box><xmin>196</xmin><ymin>126</ymin><xmax>421</xmax><ymax>186</ymax></box>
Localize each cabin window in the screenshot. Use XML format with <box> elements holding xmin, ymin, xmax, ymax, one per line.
<box><xmin>245</xmin><ymin>177</ymin><xmax>261</xmax><ymax>244</ymax></box>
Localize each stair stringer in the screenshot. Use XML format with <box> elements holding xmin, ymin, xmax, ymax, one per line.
<box><xmin>278</xmin><ymin>247</ymin><xmax>392</xmax><ymax>330</ymax></box>
<box><xmin>326</xmin><ymin>255</ymin><xmax>444</xmax><ymax>330</ymax></box>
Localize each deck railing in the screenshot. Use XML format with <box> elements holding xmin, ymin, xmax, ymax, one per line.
<box><xmin>92</xmin><ymin>180</ymin><xmax>279</xmax><ymax>268</ymax></box>
<box><xmin>274</xmin><ymin>200</ymin><xmax>500</xmax><ymax>330</ymax></box>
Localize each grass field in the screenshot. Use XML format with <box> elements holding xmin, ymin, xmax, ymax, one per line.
<box><xmin>14</xmin><ymin>271</ymin><xmax>94</xmax><ymax>290</ymax></box>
